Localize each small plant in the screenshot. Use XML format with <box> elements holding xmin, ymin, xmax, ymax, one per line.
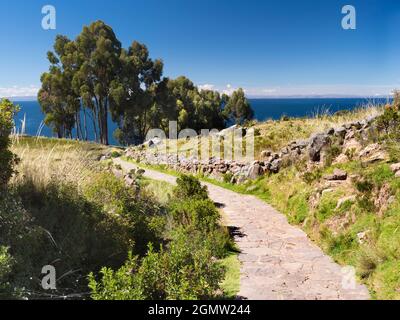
<box><xmin>0</xmin><ymin>246</ymin><xmax>14</xmax><ymax>296</ymax></box>
<box><xmin>355</xmin><ymin>179</ymin><xmax>374</xmax><ymax>194</ymax></box>
<box><xmin>223</xmin><ymin>172</ymin><xmax>234</xmax><ymax>184</ymax></box>
<box><xmin>280</xmin><ymin>114</ymin><xmax>290</xmax><ymax>121</ymax></box>
<box><xmin>111</xmin><ymin>151</ymin><xmax>122</xmax><ymax>158</ymax></box>
<box><xmin>357</xmin><ymin>246</ymin><xmax>386</xmax><ymax>279</ymax></box>
<box><xmin>302</xmin><ymin>168</ymin><xmax>322</xmax><ymax>184</ymax></box>
<box><xmin>324</xmin><ymin>144</ymin><xmax>342</xmax><ymax>167</ymax></box>
<box><xmin>345</xmin><ymin>148</ymin><xmax>357</xmax><ymax>161</ymax></box>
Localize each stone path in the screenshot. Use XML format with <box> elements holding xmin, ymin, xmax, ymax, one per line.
<box><xmin>114</xmin><ymin>158</ymin><xmax>370</xmax><ymax>300</ymax></box>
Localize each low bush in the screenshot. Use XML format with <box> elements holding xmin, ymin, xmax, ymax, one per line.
<box><xmin>89</xmin><ymin>175</ymin><xmax>230</xmax><ymax>300</ymax></box>
<box><xmin>0</xmin><ymin>246</ymin><xmax>14</xmax><ymax>297</ymax></box>
<box><xmin>89</xmin><ymin>230</ymin><xmax>224</xmax><ymax>300</ymax></box>
<box><xmin>170</xmin><ymin>199</ymin><xmax>220</xmax><ymax>232</ymax></box>
<box><xmin>173</xmin><ymin>175</ymin><xmax>209</xmax><ymax>200</ymax></box>
<box><xmin>0</xmin><ymin>99</ymin><xmax>19</xmax><ymax>188</ymax></box>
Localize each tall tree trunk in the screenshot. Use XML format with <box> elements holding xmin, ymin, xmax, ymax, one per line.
<box><xmin>103</xmin><ymin>98</ymin><xmax>109</xmax><ymax>145</ymax></box>
<box><xmin>83</xmin><ymin>106</ymin><xmax>88</xmax><ymax>141</ymax></box>
<box><xmin>91</xmin><ymin>108</ymin><xmax>98</xmax><ymax>143</ymax></box>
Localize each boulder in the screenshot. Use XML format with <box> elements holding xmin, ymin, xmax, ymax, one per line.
<box><xmin>260</xmin><ymin>150</ymin><xmax>272</xmax><ymax>159</ymax></box>
<box><xmin>390</xmin><ymin>163</ymin><xmax>400</xmax><ymax>173</ymax></box>
<box><xmin>359</xmin><ymin>143</ymin><xmax>387</xmax><ymax>163</ymax></box>
<box><xmin>357</xmin><ymin>231</ymin><xmax>370</xmax><ymax>244</ymax></box>
<box><xmin>269</xmin><ymin>158</ymin><xmax>282</xmax><ymax>173</ymax></box>
<box><xmin>124</xmin><ymin>174</ymin><xmax>136</xmax><ymax>187</ymax></box>
<box><xmin>343</xmin><ymin>138</ymin><xmax>362</xmax><ymax>154</ymax></box>
<box><xmin>326</xmin><ymin>128</ymin><xmax>335</xmax><ymax>135</ymax></box>
<box><xmin>333</xmin><ymin>153</ymin><xmax>349</xmax><ymax>165</ymax></box>
<box><xmin>324</xmin><ymin>169</ymin><xmax>348</xmax><ymax>181</ymax></box>
<box><xmin>308</xmin><ymin>133</ymin><xmax>331</xmax><ymax>162</ymax></box>
<box><xmin>144</xmin><ymin>137</ymin><xmax>163</xmax><ymax>148</ymax></box>
<box><xmin>334</xmin><ymin>126</ymin><xmax>347</xmax><ymax>138</ymax></box>
<box><xmin>374</xmin><ymin>183</ymin><xmax>393</xmax><ymax>217</ymax></box>
<box><xmin>247</xmin><ymin>164</ymin><xmax>263</xmax><ymax>180</ymax></box>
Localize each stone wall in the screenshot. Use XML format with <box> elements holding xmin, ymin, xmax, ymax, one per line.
<box><xmin>124</xmin><ymin>115</ymin><xmax>380</xmax><ymax>184</ymax></box>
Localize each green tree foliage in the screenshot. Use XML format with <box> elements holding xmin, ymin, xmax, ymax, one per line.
<box><xmin>0</xmin><ymin>99</ymin><xmax>19</xmax><ymax>189</ymax></box>
<box><xmin>38</xmin><ymin>38</ymin><xmax>80</xmax><ymax>139</ymax></box>
<box><xmin>223</xmin><ymin>88</ymin><xmax>254</xmax><ymax>125</ymax></box>
<box><xmin>109</xmin><ymin>41</ymin><xmax>165</xmax><ymax>145</ymax></box>
<box><xmin>73</xmin><ymin>21</ymin><xmax>122</xmax><ymax>145</ymax></box>
<box><xmin>39</xmin><ymin>21</ymin><xmax>254</xmax><ymax>146</ymax></box>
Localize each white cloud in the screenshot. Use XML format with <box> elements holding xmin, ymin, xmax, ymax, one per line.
<box><xmin>197</xmin><ymin>83</ymin><xmax>400</xmax><ymax>98</ymax></box>
<box><xmin>222</xmin><ymin>84</ymin><xmax>236</xmax><ymax>96</ymax></box>
<box><xmin>198</xmin><ymin>84</ymin><xmax>215</xmax><ymax>91</ymax></box>
<box><xmin>0</xmin><ymin>85</ymin><xmax>39</xmax><ymax>98</ymax></box>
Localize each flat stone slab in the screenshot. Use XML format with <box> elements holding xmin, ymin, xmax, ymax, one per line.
<box><xmin>114</xmin><ymin>158</ymin><xmax>370</xmax><ymax>300</ymax></box>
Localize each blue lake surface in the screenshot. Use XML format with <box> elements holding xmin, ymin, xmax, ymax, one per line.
<box><xmin>13</xmin><ymin>98</ymin><xmax>388</xmax><ymax>145</ymax></box>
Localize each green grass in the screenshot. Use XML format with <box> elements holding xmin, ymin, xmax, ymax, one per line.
<box><xmin>140</xmin><ymin>177</ymin><xmax>174</xmax><ymax>204</ymax></box>
<box><xmin>219</xmin><ymin>252</ymin><xmax>241</xmax><ymax>299</ymax></box>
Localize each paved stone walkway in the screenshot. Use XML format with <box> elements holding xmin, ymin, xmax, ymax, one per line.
<box><xmin>114</xmin><ymin>158</ymin><xmax>370</xmax><ymax>300</ymax></box>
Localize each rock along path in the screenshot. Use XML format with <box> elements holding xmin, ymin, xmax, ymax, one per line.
<box><xmin>114</xmin><ymin>158</ymin><xmax>370</xmax><ymax>300</ymax></box>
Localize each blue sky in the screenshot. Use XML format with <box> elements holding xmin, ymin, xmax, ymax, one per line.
<box><xmin>0</xmin><ymin>0</ymin><xmax>399</xmax><ymax>98</ymax></box>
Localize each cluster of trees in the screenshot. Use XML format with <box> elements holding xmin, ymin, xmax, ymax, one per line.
<box><xmin>39</xmin><ymin>21</ymin><xmax>254</xmax><ymax>146</ymax></box>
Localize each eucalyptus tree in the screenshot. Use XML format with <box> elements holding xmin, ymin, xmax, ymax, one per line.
<box><xmin>38</xmin><ymin>36</ymin><xmax>80</xmax><ymax>139</ymax></box>
<box><xmin>223</xmin><ymin>88</ymin><xmax>254</xmax><ymax>125</ymax></box>
<box><xmin>72</xmin><ymin>21</ymin><xmax>123</xmax><ymax>145</ymax></box>
<box><xmin>110</xmin><ymin>41</ymin><xmax>164</xmax><ymax>145</ymax></box>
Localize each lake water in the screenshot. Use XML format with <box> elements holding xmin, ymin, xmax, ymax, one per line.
<box><xmin>13</xmin><ymin>98</ymin><xmax>388</xmax><ymax>145</ymax></box>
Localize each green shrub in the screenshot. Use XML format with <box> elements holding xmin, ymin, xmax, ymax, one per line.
<box><xmin>170</xmin><ymin>199</ymin><xmax>220</xmax><ymax>232</ymax></box>
<box><xmin>223</xmin><ymin>172</ymin><xmax>234</xmax><ymax>184</ymax></box>
<box><xmin>84</xmin><ymin>172</ymin><xmax>165</xmax><ymax>255</ymax></box>
<box><xmin>357</xmin><ymin>246</ymin><xmax>386</xmax><ymax>279</ymax></box>
<box><xmin>355</xmin><ymin>179</ymin><xmax>374</xmax><ymax>194</ymax></box>
<box><xmin>89</xmin><ymin>230</ymin><xmax>225</xmax><ymax>300</ymax></box>
<box><xmin>111</xmin><ymin>151</ymin><xmax>121</xmax><ymax>158</ymax></box>
<box><xmin>376</xmin><ymin>106</ymin><xmax>400</xmax><ymax>137</ymax></box>
<box><xmin>173</xmin><ymin>175</ymin><xmax>209</xmax><ymax>200</ymax></box>
<box><xmin>0</xmin><ymin>99</ymin><xmax>19</xmax><ymax>188</ymax></box>
<box><xmin>0</xmin><ymin>246</ymin><xmax>14</xmax><ymax>297</ymax></box>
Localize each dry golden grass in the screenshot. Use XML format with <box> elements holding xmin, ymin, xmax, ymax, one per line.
<box><xmin>10</xmin><ymin>137</ymin><xmax>110</xmax><ymax>190</ymax></box>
